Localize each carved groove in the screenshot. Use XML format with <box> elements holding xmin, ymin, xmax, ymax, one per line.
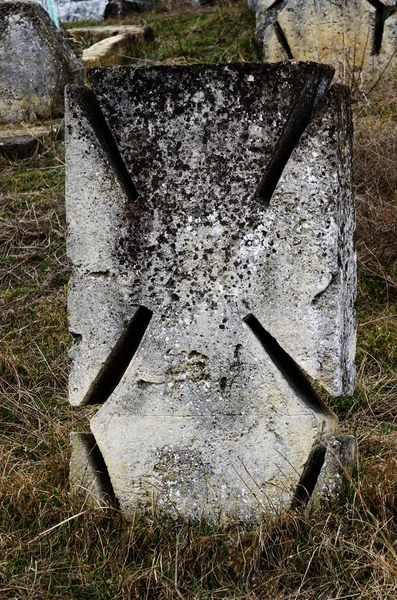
<box><xmin>274</xmin><ymin>21</ymin><xmax>294</xmax><ymax>59</ymax></box>
<box><xmin>256</xmin><ymin>0</ymin><xmax>290</xmax><ymax>41</ymax></box>
<box><xmin>68</xmin><ymin>85</ymin><xmax>139</xmax><ymax>202</ymax></box>
<box><xmin>243</xmin><ymin>313</ymin><xmax>333</xmax><ymax>416</ymax></box>
<box><xmin>366</xmin><ymin>0</ymin><xmax>396</xmax><ymax>55</ymax></box>
<box><xmin>292</xmin><ymin>443</ymin><xmax>327</xmax><ymax>506</ymax></box>
<box><xmin>82</xmin><ymin>306</ymin><xmax>153</xmax><ymax>406</ymax></box>
<box><xmin>253</xmin><ymin>64</ymin><xmax>333</xmax><ymax>206</ymax></box>
<box><xmin>78</xmin><ymin>432</ymin><xmax>117</xmax><ymax>503</ymax></box>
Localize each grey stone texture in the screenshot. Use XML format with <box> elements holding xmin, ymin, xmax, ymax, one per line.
<box><xmin>257</xmin><ymin>0</ymin><xmax>397</xmax><ymax>86</ymax></box>
<box><xmin>0</xmin><ymin>2</ymin><xmax>83</xmax><ymax>124</ymax></box>
<box><xmin>56</xmin><ymin>0</ymin><xmax>107</xmax><ymax>22</ymax></box>
<box><xmin>66</xmin><ymin>63</ymin><xmax>356</xmax><ymax>522</ymax></box>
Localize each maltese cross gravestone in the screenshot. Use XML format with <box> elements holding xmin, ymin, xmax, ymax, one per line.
<box><xmin>66</xmin><ymin>63</ymin><xmax>356</xmax><ymax>522</ymax></box>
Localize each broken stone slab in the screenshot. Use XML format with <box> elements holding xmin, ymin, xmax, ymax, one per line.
<box><xmin>0</xmin><ymin>2</ymin><xmax>83</xmax><ymax>124</ymax></box>
<box><xmin>0</xmin><ymin>120</ymin><xmax>63</xmax><ymax>159</ymax></box>
<box><xmin>82</xmin><ymin>32</ymin><xmax>145</xmax><ymax>69</ymax></box>
<box><xmin>257</xmin><ymin>0</ymin><xmax>397</xmax><ymax>87</ymax></box>
<box><xmin>307</xmin><ymin>435</ymin><xmax>357</xmax><ymax>511</ymax></box>
<box><xmin>65</xmin><ymin>24</ymin><xmax>154</xmax><ymax>47</ymax></box>
<box><xmin>66</xmin><ymin>62</ymin><xmax>356</xmax><ymax>522</ymax></box>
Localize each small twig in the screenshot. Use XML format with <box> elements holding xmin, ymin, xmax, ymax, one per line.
<box><xmin>28</xmin><ymin>510</ymin><xmax>90</xmax><ymax>544</ymax></box>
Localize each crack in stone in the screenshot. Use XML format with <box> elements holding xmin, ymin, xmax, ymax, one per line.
<box><xmin>273</xmin><ymin>20</ymin><xmax>294</xmax><ymax>59</ymax></box>
<box><xmin>256</xmin><ymin>0</ymin><xmax>290</xmax><ymax>42</ymax></box>
<box><xmin>72</xmin><ymin>432</ymin><xmax>117</xmax><ymax>504</ymax></box>
<box><xmin>292</xmin><ymin>442</ymin><xmax>327</xmax><ymax>506</ymax></box>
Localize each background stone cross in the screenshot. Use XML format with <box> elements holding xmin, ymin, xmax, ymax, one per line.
<box><xmin>256</xmin><ymin>0</ymin><xmax>397</xmax><ymax>86</ymax></box>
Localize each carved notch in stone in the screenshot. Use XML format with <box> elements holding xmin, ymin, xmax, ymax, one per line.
<box><xmin>69</xmin><ymin>432</ymin><xmax>116</xmax><ymax>506</ymax></box>
<box><xmin>66</xmin><ymin>63</ymin><xmax>356</xmax><ymax>522</ymax></box>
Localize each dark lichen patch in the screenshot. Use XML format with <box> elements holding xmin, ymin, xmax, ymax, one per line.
<box><xmin>85</xmin><ymin>63</ymin><xmax>338</xmax><ymax>310</ymax></box>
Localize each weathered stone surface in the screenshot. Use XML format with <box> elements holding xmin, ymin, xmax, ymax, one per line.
<box><xmin>82</xmin><ymin>33</ymin><xmax>141</xmax><ymax>69</ymax></box>
<box><xmin>66</xmin><ymin>63</ymin><xmax>356</xmax><ymax>522</ymax></box>
<box><xmin>308</xmin><ymin>435</ymin><xmax>357</xmax><ymax>510</ymax></box>
<box><xmin>0</xmin><ymin>2</ymin><xmax>83</xmax><ymax>124</ymax></box>
<box><xmin>55</xmin><ymin>0</ymin><xmax>154</xmax><ymax>21</ymax></box>
<box><xmin>56</xmin><ymin>0</ymin><xmax>107</xmax><ymax>22</ymax></box>
<box><xmin>69</xmin><ymin>432</ymin><xmax>114</xmax><ymax>506</ymax></box>
<box><xmin>0</xmin><ymin>0</ymin><xmax>60</xmax><ymax>26</ymax></box>
<box><xmin>257</xmin><ymin>0</ymin><xmax>397</xmax><ymax>86</ymax></box>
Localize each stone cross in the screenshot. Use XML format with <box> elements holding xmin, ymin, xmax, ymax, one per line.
<box><xmin>66</xmin><ymin>63</ymin><xmax>356</xmax><ymax>522</ymax></box>
<box><xmin>256</xmin><ymin>0</ymin><xmax>397</xmax><ymax>87</ymax></box>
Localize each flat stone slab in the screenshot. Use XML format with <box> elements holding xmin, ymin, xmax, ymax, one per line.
<box><xmin>257</xmin><ymin>0</ymin><xmax>397</xmax><ymax>86</ymax></box>
<box><xmin>82</xmin><ymin>31</ymin><xmax>149</xmax><ymax>69</ymax></box>
<box><xmin>66</xmin><ymin>24</ymin><xmax>153</xmax><ymax>46</ymax></box>
<box><xmin>0</xmin><ymin>121</ymin><xmax>63</xmax><ymax>159</ymax></box>
<box><xmin>0</xmin><ymin>2</ymin><xmax>83</xmax><ymax>124</ymax></box>
<box><xmin>66</xmin><ymin>63</ymin><xmax>356</xmax><ymax>522</ymax></box>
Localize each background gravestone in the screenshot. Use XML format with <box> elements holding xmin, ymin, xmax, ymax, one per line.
<box><xmin>0</xmin><ymin>2</ymin><xmax>83</xmax><ymax>124</ymax></box>
<box><xmin>257</xmin><ymin>0</ymin><xmax>397</xmax><ymax>86</ymax></box>
<box><xmin>55</xmin><ymin>0</ymin><xmax>108</xmax><ymax>22</ymax></box>
<box><xmin>0</xmin><ymin>0</ymin><xmax>112</xmax><ymax>22</ymax></box>
<box><xmin>66</xmin><ymin>62</ymin><xmax>356</xmax><ymax>522</ymax></box>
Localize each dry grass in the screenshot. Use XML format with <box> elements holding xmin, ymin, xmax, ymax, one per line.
<box><xmin>1</xmin><ymin>2</ymin><xmax>397</xmax><ymax>597</ymax></box>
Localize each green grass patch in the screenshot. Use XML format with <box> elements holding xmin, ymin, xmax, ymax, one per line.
<box><xmin>64</xmin><ymin>0</ymin><xmax>261</xmax><ymax>65</ymax></box>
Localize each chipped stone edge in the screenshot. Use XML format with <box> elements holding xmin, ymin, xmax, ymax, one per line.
<box><xmin>307</xmin><ymin>434</ymin><xmax>357</xmax><ymax>511</ymax></box>
<box><xmin>69</xmin><ymin>432</ymin><xmax>115</xmax><ymax>508</ymax></box>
